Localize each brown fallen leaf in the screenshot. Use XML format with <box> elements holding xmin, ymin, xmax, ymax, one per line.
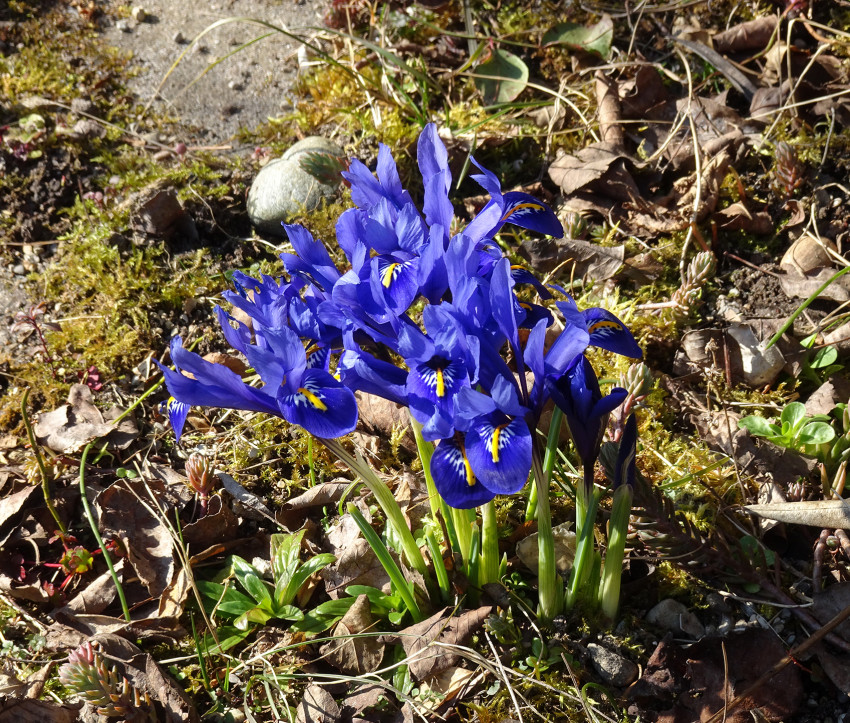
<box><xmin>97</xmin><ymin>477</ymin><xmax>175</xmax><ymax>599</ymax></box>
<box><xmin>418</xmin><ymin>666</ymin><xmax>477</xmax><ymax>711</ymax></box>
<box><xmin>0</xmin><ymin>485</ymin><xmax>40</xmax><ymax>543</ymax></box>
<box><xmin>383</xmin><ymin>606</ymin><xmax>491</xmax><ymax>681</ymax></box>
<box><xmin>520</xmin><ymin>236</ymin><xmax>624</xmax><ymax>282</ymax></box>
<box><xmin>34</xmin><ymin>384</ymin><xmax>138</xmax><ymax>454</ymax></box>
<box><xmin>285</xmin><ymin>481</ymin><xmax>351</xmax><ymax>510</ymax></box>
<box><xmin>0</xmin><ymin>698</ymin><xmax>81</xmax><ymax>722</ymax></box>
<box><xmin>57</xmin><ymin>562</ymin><xmax>124</xmax><ymax>615</ymax></box>
<box><xmin>321</xmin><ymin>537</ymin><xmax>390</xmax><ymax>599</ymax></box>
<box><xmin>339</xmin><ymin>684</ymin><xmax>387</xmax><ymax>719</ymax></box>
<box><xmin>713</xmin><ymin>15</ymin><xmax>779</xmax><ymax>54</ymax></box>
<box><xmin>547</xmin><ymin>142</ymin><xmax>629</xmax><ymax>196</ymax></box>
<box><xmin>179</xmin><ymin>495</ymin><xmax>239</xmax><ymax>549</ymax></box>
<box><xmin>295</xmin><ymin>684</ymin><xmax>340</xmax><ymax>723</ymax></box>
<box><xmin>712</xmin><ymin>202</ymin><xmax>773</xmax><ymax>235</ymax></box>
<box><xmin>320</xmin><ymin>594</ymin><xmax>384</xmax><ymax>675</ymax></box>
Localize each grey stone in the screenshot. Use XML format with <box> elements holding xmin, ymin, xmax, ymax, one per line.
<box><xmin>586</xmin><ymin>643</ymin><xmax>638</xmax><ymax>687</ymax></box>
<box><xmin>646</xmin><ymin>598</ymin><xmax>706</xmax><ymax>639</ymax></box>
<box><xmin>247</xmin><ymin>136</ymin><xmax>344</xmax><ymax>237</ymax></box>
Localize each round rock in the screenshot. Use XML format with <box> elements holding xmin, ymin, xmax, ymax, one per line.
<box><xmin>247</xmin><ymin>136</ymin><xmax>344</xmax><ymax>237</ymax></box>
<box><xmin>646</xmin><ymin>598</ymin><xmax>706</xmax><ymax>639</ymax></box>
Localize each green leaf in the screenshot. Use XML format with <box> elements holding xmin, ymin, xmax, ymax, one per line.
<box><xmin>781</xmin><ymin>402</ymin><xmax>807</xmax><ymax>431</ymax></box>
<box><xmin>474</xmin><ymin>48</ymin><xmax>529</xmax><ymax>105</ymax></box>
<box><xmin>291</xmin><ymin>610</ymin><xmax>341</xmax><ymax>634</ymax></box>
<box><xmin>271</xmin><ymin>531</ymin><xmax>305</xmax><ymax>602</ymax></box>
<box><xmin>233</xmin><ymin>606</ymin><xmax>272</xmax><ymax>631</ymax></box>
<box><xmin>738</xmin><ymin>416</ymin><xmax>778</xmax><ymax>438</ymax></box>
<box><xmin>797</xmin><ymin>421</ymin><xmax>836</xmax><ymax>446</ymax></box>
<box><xmin>230</xmin><ymin>556</ymin><xmax>273</xmax><ymax>607</ymax></box>
<box><xmin>811</xmin><ymin>346</ymin><xmax>839</xmax><ymax>369</ymax></box>
<box><xmin>542</xmin><ymin>15</ymin><xmax>614</xmax><ymax>59</ymax></box>
<box><xmin>203</xmin><ymin>626</ymin><xmax>252</xmax><ymax>654</ymax></box>
<box><xmin>278</xmin><ymin>553</ymin><xmax>336</xmax><ymax>607</ymax></box>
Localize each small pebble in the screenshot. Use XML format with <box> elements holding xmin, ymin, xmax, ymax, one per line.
<box><xmin>12</xmin><ymin>264</ymin><xmax>26</xmax><ymax>275</ymax></box>
<box><xmin>173</xmin><ymin>31</ymin><xmax>186</xmax><ymax>44</ymax></box>
<box><xmin>131</xmin><ymin>6</ymin><xmax>146</xmax><ymax>22</ymax></box>
<box><xmin>586</xmin><ymin>644</ymin><xmax>638</xmax><ymax>687</ymax></box>
<box><xmin>116</xmin><ymin>19</ymin><xmax>131</xmax><ymax>32</ymax></box>
<box><xmin>227</xmin><ymin>80</ymin><xmax>243</xmax><ymax>91</ymax></box>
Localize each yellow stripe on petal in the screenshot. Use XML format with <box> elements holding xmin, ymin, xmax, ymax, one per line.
<box><xmin>382</xmin><ymin>262</ymin><xmax>400</xmax><ymax>288</ymax></box>
<box><xmin>435</xmin><ymin>368</ymin><xmax>445</xmax><ymax>398</ymax></box>
<box><xmin>588</xmin><ymin>319</ymin><xmax>622</xmax><ymax>334</ymax></box>
<box><xmin>297</xmin><ymin>387</ymin><xmax>327</xmax><ymax>411</ymax></box>
<box><xmin>462</xmin><ymin>448</ymin><xmax>476</xmax><ymax>487</ymax></box>
<box><xmin>491</xmin><ymin>424</ymin><xmax>508</xmax><ymax>463</ymax></box>
<box><xmin>501</xmin><ymin>202</ymin><xmax>544</xmax><ymax>222</ymax></box>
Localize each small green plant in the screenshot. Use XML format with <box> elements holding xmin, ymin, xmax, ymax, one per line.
<box><xmin>59</xmin><ymin>642</ymin><xmax>155</xmax><ymax>722</ymax></box>
<box><xmin>197</xmin><ymin>530</ymin><xmax>335</xmax><ymax>648</ymax></box>
<box><xmin>294</xmin><ymin>584</ymin><xmax>409</xmax><ymax>633</ymax></box>
<box><xmin>738</xmin><ymin>401</ymin><xmax>835</xmax><ymax>454</ymax></box>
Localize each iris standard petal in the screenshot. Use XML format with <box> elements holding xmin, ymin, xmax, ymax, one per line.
<box><xmin>431</xmin><ymin>437</ymin><xmax>497</xmax><ymax>509</ymax></box>
<box><xmin>278</xmin><ymin>369</ymin><xmax>358</xmax><ymax>438</ymax></box>
<box><xmin>582</xmin><ymin>307</ymin><xmax>643</xmax><ymax>359</ymax></box>
<box><xmin>614</xmin><ymin>414</ymin><xmax>638</xmax><ymax>490</ymax></box>
<box><xmin>465</xmin><ymin>417</ymin><xmax>532</xmax><ymax>495</ymax></box>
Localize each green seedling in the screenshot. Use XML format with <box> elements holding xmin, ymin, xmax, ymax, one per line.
<box><xmin>517</xmin><ymin>637</ymin><xmax>563</xmax><ymax>678</ymax></box>
<box><xmin>738</xmin><ymin>402</ymin><xmax>835</xmax><ymax>455</ymax></box>
<box><xmin>197</xmin><ymin>530</ymin><xmax>335</xmax><ymax>646</ymax></box>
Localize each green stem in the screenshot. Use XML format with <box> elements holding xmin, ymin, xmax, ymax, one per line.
<box><xmin>566</xmin><ymin>479</ymin><xmax>601</xmax><ymax>610</ymax></box>
<box><xmin>409</xmin><ymin>415</ymin><xmax>440</xmax><ymax>520</ymax></box>
<box><xmin>467</xmin><ymin>521</ymin><xmax>481</xmax><ymax>607</ymax></box>
<box><xmin>424</xmin><ymin>527</ymin><xmax>450</xmax><ymax>603</ymax></box>
<box><xmin>21</xmin><ymin>389</ymin><xmax>66</xmax><ymax>534</ymax></box>
<box><xmin>599</xmin><ymin>485</ymin><xmax>633</xmax><ymax>620</ymax></box>
<box><xmin>766</xmin><ymin>265</ymin><xmax>850</xmax><ymax>349</ymax></box>
<box><xmin>79</xmin><ymin>442</ymin><xmax>131</xmax><ymax>622</ymax></box>
<box><xmin>451</xmin><ymin>506</ymin><xmax>474</xmax><ymax>567</ymax></box>
<box><xmin>526</xmin><ymin>408</ymin><xmax>564</xmax><ymax>522</ymax></box>
<box><xmin>479</xmin><ymin>500</ymin><xmax>500</xmax><ymax>587</ymax></box>
<box><xmin>347</xmin><ymin>503</ymin><xmax>422</xmax><ymax>622</ymax></box>
<box><xmin>321</xmin><ymin>438</ymin><xmax>428</xmax><ymax>576</ymax></box>
<box><xmin>532</xmin><ymin>444</ymin><xmax>561</xmax><ymax>623</ymax></box>
<box><xmin>306</xmin><ymin>435</ymin><xmax>317</xmax><ymax>487</ymax></box>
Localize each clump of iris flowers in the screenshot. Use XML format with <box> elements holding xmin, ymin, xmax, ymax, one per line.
<box><xmin>160</xmin><ymin>124</ymin><xmax>642</xmax><ymax>622</ymax></box>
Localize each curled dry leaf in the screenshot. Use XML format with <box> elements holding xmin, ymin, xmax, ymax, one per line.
<box><xmin>713</xmin><ymin>15</ymin><xmax>779</xmax><ymax>54</ymax></box>
<box><xmin>382</xmin><ymin>606</ymin><xmax>491</xmax><ymax>681</ymax></box>
<box><xmin>627</xmin><ymin>629</ymin><xmax>802</xmax><ymax>722</ymax></box>
<box><xmin>296</xmin><ymin>684</ymin><xmax>340</xmax><ymax>723</ymax></box>
<box><xmin>320</xmin><ymin>594</ymin><xmax>384</xmax><ymax>675</ymax></box>
<box><xmin>34</xmin><ymin>384</ymin><xmax>138</xmax><ymax>454</ymax></box>
<box><xmin>745</xmin><ymin>500</ymin><xmax>850</xmax><ymax>530</ymax></box>
<box><xmin>96</xmin><ymin>477</ymin><xmax>174</xmax><ymax>599</ymax></box>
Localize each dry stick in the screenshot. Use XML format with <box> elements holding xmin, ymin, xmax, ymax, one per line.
<box><xmin>705</xmin><ymin>599</ymin><xmax>850</xmax><ymax>723</ymax></box>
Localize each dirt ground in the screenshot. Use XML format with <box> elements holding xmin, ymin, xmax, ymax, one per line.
<box><xmin>101</xmin><ymin>0</ymin><xmax>323</xmax><ymax>145</ymax></box>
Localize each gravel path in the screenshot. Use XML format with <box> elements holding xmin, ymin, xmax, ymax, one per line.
<box><xmin>101</xmin><ymin>0</ymin><xmax>324</xmax><ymax>145</ymax></box>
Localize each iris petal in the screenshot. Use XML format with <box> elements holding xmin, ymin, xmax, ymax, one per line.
<box><xmin>158</xmin><ymin>337</ymin><xmax>280</xmax><ymax>417</ymax></box>
<box><xmin>583</xmin><ymin>308</ymin><xmax>643</xmax><ymax>359</ymax></box>
<box><xmin>431</xmin><ymin>437</ymin><xmax>497</xmax><ymax>509</ymax></box>
<box><xmin>278</xmin><ymin>369</ymin><xmax>358</xmax><ymax>438</ymax></box>
<box><xmin>465</xmin><ymin>417</ymin><xmax>532</xmax><ymax>495</ymax></box>
<box><xmin>165</xmin><ymin>398</ymin><xmax>190</xmax><ymax>442</ymax></box>
<box><xmin>500</xmin><ymin>192</ymin><xmax>563</xmax><ymax>238</ymax></box>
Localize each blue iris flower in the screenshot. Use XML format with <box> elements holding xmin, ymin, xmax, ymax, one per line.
<box><xmin>161</xmin><ymin>397</ymin><xmax>190</xmax><ymax>443</ymax></box>
<box><xmin>158</xmin><ymin>328</ymin><xmax>357</xmax><ymax>439</ymax></box>
<box><xmin>547</xmin><ymin>355</ymin><xmax>628</xmax><ymax>489</ymax></box>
